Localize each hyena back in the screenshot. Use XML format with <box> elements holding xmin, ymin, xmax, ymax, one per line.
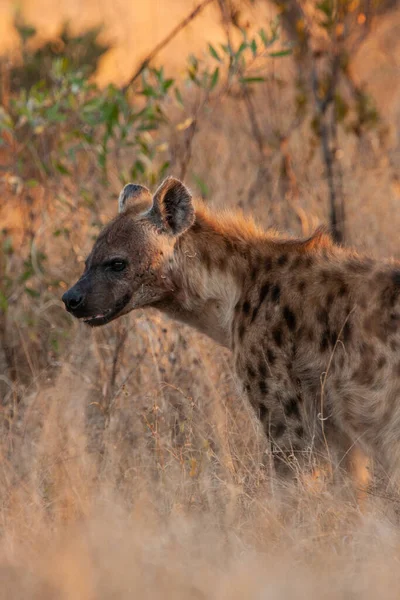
<box><xmin>62</xmin><ymin>177</ymin><xmax>400</xmax><ymax>487</ymax></box>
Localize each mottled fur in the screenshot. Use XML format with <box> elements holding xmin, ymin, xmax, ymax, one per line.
<box><xmin>63</xmin><ymin>177</ymin><xmax>400</xmax><ymax>489</ymax></box>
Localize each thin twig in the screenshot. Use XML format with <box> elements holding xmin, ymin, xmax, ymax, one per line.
<box><xmin>311</xmin><ymin>52</ymin><xmax>344</xmax><ymax>243</ymax></box>
<box><xmin>319</xmin><ymin>307</ymin><xmax>356</xmax><ymax>474</ymax></box>
<box><xmin>242</xmin><ymin>87</ymin><xmax>267</xmax><ymax>159</ymax></box>
<box><xmin>121</xmin><ymin>0</ymin><xmax>216</xmax><ymax>93</ymax></box>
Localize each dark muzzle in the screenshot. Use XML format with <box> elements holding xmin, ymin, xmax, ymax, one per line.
<box><xmin>62</xmin><ymin>286</ymin><xmax>84</xmax><ymax>313</ymax></box>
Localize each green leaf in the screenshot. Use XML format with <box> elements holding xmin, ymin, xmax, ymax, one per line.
<box><xmin>208</xmin><ymin>43</ymin><xmax>222</xmax><ymax>62</ymax></box>
<box><xmin>54</xmin><ymin>162</ymin><xmax>71</xmax><ymax>176</ymax></box>
<box><xmin>3</xmin><ymin>236</ymin><xmax>13</xmax><ymax>254</ymax></box>
<box><xmin>45</xmin><ymin>103</ymin><xmax>66</xmax><ymax>123</ymax></box>
<box><xmin>174</xmin><ymin>87</ymin><xmax>184</xmax><ymax>107</ymax></box>
<box><xmin>236</xmin><ymin>41</ymin><xmax>247</xmax><ymax>58</ymax></box>
<box><xmin>0</xmin><ymin>292</ymin><xmax>8</xmax><ymax>313</ymax></box>
<box><xmin>316</xmin><ymin>0</ymin><xmax>333</xmax><ymax>18</ymax></box>
<box><xmin>240</xmin><ymin>76</ymin><xmax>265</xmax><ymax>84</ymax></box>
<box><xmin>16</xmin><ymin>23</ymin><xmax>36</xmax><ymax>43</ymax></box>
<box><xmin>26</xmin><ymin>179</ymin><xmax>39</xmax><ymax>188</ymax></box>
<box><xmin>193</xmin><ymin>174</ymin><xmax>209</xmax><ymax>198</ymax></box>
<box><xmin>220</xmin><ymin>43</ymin><xmax>232</xmax><ymax>56</ymax></box>
<box><xmin>210</xmin><ymin>67</ymin><xmax>219</xmax><ymax>91</ymax></box>
<box><xmin>250</xmin><ymin>39</ymin><xmax>257</xmax><ymax>57</ymax></box>
<box><xmin>131</xmin><ymin>160</ymin><xmax>145</xmax><ymax>178</ymax></box>
<box><xmin>259</xmin><ymin>28</ymin><xmax>268</xmax><ymax>47</ymax></box>
<box><xmin>159</xmin><ymin>161</ymin><xmax>170</xmax><ymax>178</ymax></box>
<box><xmin>50</xmin><ymin>337</ymin><xmax>59</xmax><ymax>353</ymax></box>
<box><xmin>20</xmin><ymin>267</ymin><xmax>33</xmax><ymax>283</ymax></box>
<box><xmin>269</xmin><ymin>49</ymin><xmax>292</xmax><ymax>58</ymax></box>
<box><xmin>162</xmin><ymin>78</ymin><xmax>174</xmax><ymax>93</ymax></box>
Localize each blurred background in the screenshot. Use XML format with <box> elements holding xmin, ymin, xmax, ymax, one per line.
<box><xmin>1</xmin><ymin>1</ymin><xmax>400</xmax><ymax>598</ymax></box>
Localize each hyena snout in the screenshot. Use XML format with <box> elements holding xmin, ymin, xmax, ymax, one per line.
<box><xmin>62</xmin><ymin>286</ymin><xmax>84</xmax><ymax>313</ymax></box>
<box><xmin>62</xmin><ymin>276</ymin><xmax>132</xmax><ymax>327</ymax></box>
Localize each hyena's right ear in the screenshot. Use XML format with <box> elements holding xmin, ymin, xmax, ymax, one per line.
<box><xmin>118</xmin><ymin>184</ymin><xmax>152</xmax><ymax>213</ymax></box>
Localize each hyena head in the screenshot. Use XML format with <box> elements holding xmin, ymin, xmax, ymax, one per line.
<box><xmin>62</xmin><ymin>177</ymin><xmax>194</xmax><ymax>326</ymax></box>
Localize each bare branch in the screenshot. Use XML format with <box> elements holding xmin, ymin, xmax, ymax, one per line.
<box><xmin>121</xmin><ymin>0</ymin><xmax>217</xmax><ymax>93</ymax></box>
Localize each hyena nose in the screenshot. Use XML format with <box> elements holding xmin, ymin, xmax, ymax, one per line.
<box><xmin>62</xmin><ymin>288</ymin><xmax>84</xmax><ymax>312</ymax></box>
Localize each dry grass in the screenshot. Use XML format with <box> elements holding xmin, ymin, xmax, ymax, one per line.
<box><xmin>2</xmin><ymin>326</ymin><xmax>400</xmax><ymax>599</ymax></box>
<box><xmin>2</xmin><ymin>1</ymin><xmax>400</xmax><ymax>597</ymax></box>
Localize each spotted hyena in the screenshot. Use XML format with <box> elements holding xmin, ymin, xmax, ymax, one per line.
<box><xmin>63</xmin><ymin>177</ymin><xmax>400</xmax><ymax>488</ymax></box>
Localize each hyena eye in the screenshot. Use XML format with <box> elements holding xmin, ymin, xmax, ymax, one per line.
<box><xmin>109</xmin><ymin>260</ymin><xmax>127</xmax><ymax>272</ymax></box>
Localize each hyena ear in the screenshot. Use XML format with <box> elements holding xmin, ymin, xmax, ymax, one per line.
<box><xmin>148</xmin><ymin>176</ymin><xmax>195</xmax><ymax>236</ymax></box>
<box><xmin>118</xmin><ymin>183</ymin><xmax>152</xmax><ymax>213</ymax></box>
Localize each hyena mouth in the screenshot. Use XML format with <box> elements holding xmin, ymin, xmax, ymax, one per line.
<box><xmin>82</xmin><ymin>309</ymin><xmax>112</xmax><ymax>325</ymax></box>
<box><xmin>81</xmin><ymin>293</ymin><xmax>132</xmax><ymax>327</ymax></box>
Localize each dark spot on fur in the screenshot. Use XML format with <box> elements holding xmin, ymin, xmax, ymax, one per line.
<box><xmin>394</xmin><ymin>361</ymin><xmax>400</xmax><ymax>377</ymax></box>
<box><xmin>381</xmin><ymin>277</ymin><xmax>399</xmax><ymax>309</ymax></box>
<box><xmin>295</xmin><ymin>426</ymin><xmax>304</xmax><ymax>438</ymax></box>
<box><xmin>277</xmin><ymin>254</ymin><xmax>288</xmax><ymax>267</ymax></box>
<box><xmin>272</xmin><ymin>327</ymin><xmax>283</xmax><ymax>347</ymax></box>
<box><xmin>259</xmin><ymin>380</ymin><xmax>268</xmax><ymax>395</ymax></box>
<box><xmin>247</xmin><ymin>365</ymin><xmax>256</xmax><ymax>379</ymax></box>
<box><xmin>320</xmin><ymin>330</ymin><xmax>330</xmax><ymax>352</ymax></box>
<box><xmin>265</xmin><ymin>258</ymin><xmax>273</xmax><ymax>271</ymax></box>
<box><xmin>352</xmin><ymin>356</ymin><xmax>375</xmax><ymax>386</ymax></box>
<box><xmin>223</xmin><ymin>237</ymin><xmax>235</xmax><ymax>254</ymax></box>
<box><xmin>250</xmin><ymin>308</ymin><xmax>259</xmax><ymax>324</ymax></box>
<box><xmin>338</xmin><ymin>283</ymin><xmax>348</xmax><ymax>297</ymax></box>
<box><xmin>242</xmin><ymin>300</ymin><xmax>251</xmax><ymax>316</ymax></box>
<box><xmin>259</xmin><ymin>361</ymin><xmax>267</xmax><ymax>379</ymax></box>
<box><xmin>377</xmin><ymin>356</ymin><xmax>387</xmax><ymax>370</ymax></box>
<box><xmin>271</xmin><ymin>285</ymin><xmax>281</xmax><ymax>303</ymax></box>
<box><xmin>202</xmin><ymin>249</ymin><xmax>212</xmax><ymax>270</ymax></box>
<box><xmin>329</xmin><ymin>329</ymin><xmax>338</xmax><ymax>346</ymax></box>
<box><xmin>258</xmin><ymin>403</ymin><xmax>268</xmax><ymax>421</ymax></box>
<box><xmin>317</xmin><ymin>308</ymin><xmax>329</xmax><ymax>325</ymax></box>
<box><xmin>326</xmin><ymin>292</ymin><xmax>334</xmax><ymax>306</ymax></box>
<box><xmin>272</xmin><ymin>422</ymin><xmax>286</xmax><ymax>438</ymax></box>
<box><xmin>319</xmin><ymin>270</ymin><xmax>330</xmax><ymax>284</ymax></box>
<box><xmin>217</xmin><ymin>255</ymin><xmax>228</xmax><ymax>271</ymax></box>
<box><xmin>390</xmin><ymin>312</ymin><xmax>400</xmax><ymax>331</ymax></box>
<box><xmin>298</xmin><ymin>280</ymin><xmax>306</xmax><ymax>293</ymax></box>
<box><xmin>250</xmin><ymin>282</ymin><xmax>270</xmax><ymax>323</ymax></box>
<box><xmin>267</xmin><ymin>348</ymin><xmax>276</xmax><ymax>365</ymax></box>
<box><xmin>238</xmin><ymin>324</ymin><xmax>245</xmax><ymax>340</ymax></box>
<box><xmin>284</xmin><ymin>397</ymin><xmax>300</xmax><ymax>419</ymax></box>
<box><xmin>283</xmin><ymin>306</ymin><xmax>296</xmax><ymax>332</ymax></box>
<box><xmin>342</xmin><ymin>320</ymin><xmax>352</xmax><ymax>343</ymax></box>
<box><xmin>303</xmin><ymin>257</ymin><xmax>313</xmax><ymax>268</ymax></box>
<box><xmin>259</xmin><ymin>282</ymin><xmax>271</xmax><ymax>305</ymax></box>
<box><xmin>292</xmin><ymin>256</ymin><xmax>303</xmax><ymax>269</ymax></box>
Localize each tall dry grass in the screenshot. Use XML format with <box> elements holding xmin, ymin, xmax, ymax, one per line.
<box><xmin>2</xmin><ymin>322</ymin><xmax>400</xmax><ymax>599</ymax></box>
<box><xmin>1</xmin><ymin>1</ymin><xmax>400</xmax><ymax>597</ymax></box>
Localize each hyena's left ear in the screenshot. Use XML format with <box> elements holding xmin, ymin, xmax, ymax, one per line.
<box><xmin>118</xmin><ymin>183</ymin><xmax>152</xmax><ymax>213</ymax></box>
<box><xmin>148</xmin><ymin>177</ymin><xmax>195</xmax><ymax>236</ymax></box>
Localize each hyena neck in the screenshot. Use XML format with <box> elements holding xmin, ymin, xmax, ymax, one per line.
<box><xmin>152</xmin><ymin>207</ymin><xmax>256</xmax><ymax>348</ymax></box>
<box><xmin>149</xmin><ymin>205</ymin><xmax>334</xmax><ymax>348</ymax></box>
